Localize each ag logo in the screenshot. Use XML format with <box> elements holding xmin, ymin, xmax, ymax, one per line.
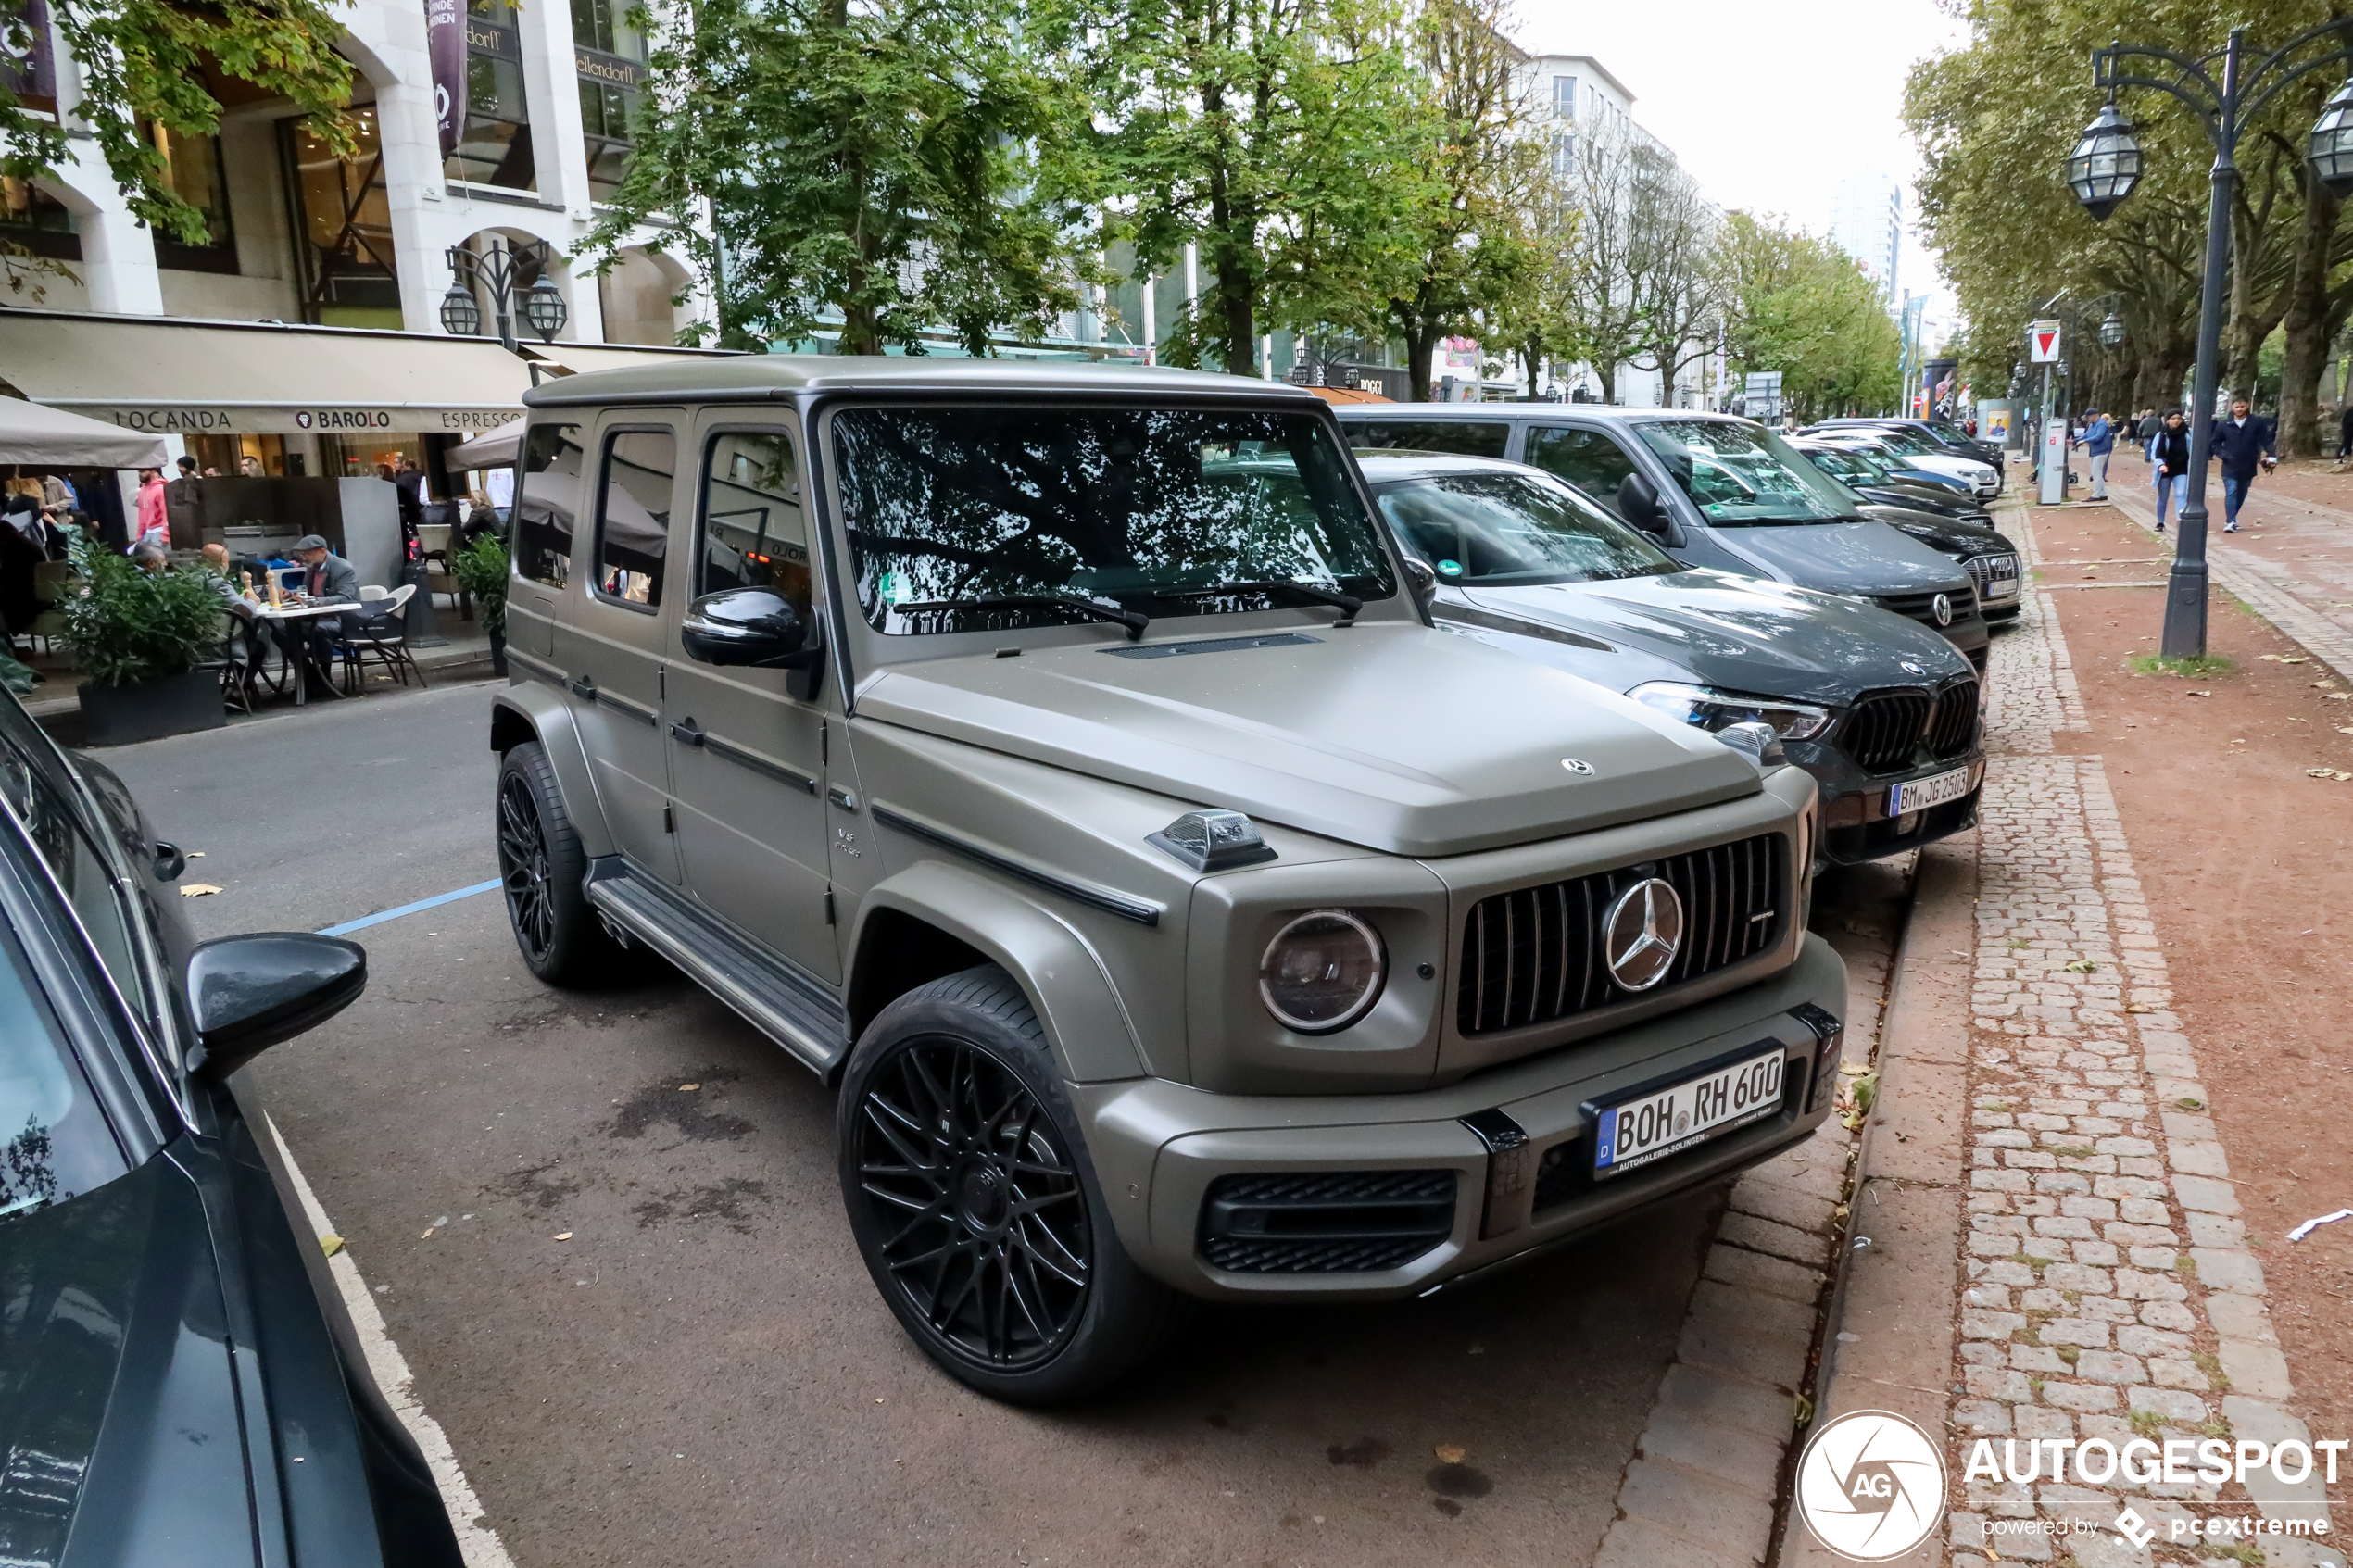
<box><xmin>1793</xmin><ymin>1409</ymin><xmax>1945</xmax><ymax>1561</ymax></box>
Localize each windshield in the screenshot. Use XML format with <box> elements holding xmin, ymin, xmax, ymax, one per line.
<box><xmin>1375</xmin><ymin>470</ymin><xmax>1677</xmax><ymax>586</ymax></box>
<box><xmin>1635</xmin><ymin>420</ymin><xmax>1859</xmax><ymax>525</ymax></box>
<box><xmin>1869</xmin><ymin>427</ymin><xmax>1942</xmax><ymax>458</ymax></box>
<box><xmin>0</xmin><ymin>913</ymin><xmax>130</xmax><ymax>1226</ymax></box>
<box><xmin>833</xmin><ymin>407</ymin><xmax>1394</xmax><ymax>636</ymax></box>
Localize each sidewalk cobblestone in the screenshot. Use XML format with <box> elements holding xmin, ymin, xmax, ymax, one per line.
<box><xmin>1940</xmin><ymin>521</ymin><xmax>2338</xmax><ymax>1562</ymax></box>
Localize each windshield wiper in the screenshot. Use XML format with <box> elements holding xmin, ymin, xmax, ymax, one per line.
<box><xmin>1188</xmin><ymin>578</ymin><xmax>1364</xmax><ymax>621</ymax></box>
<box><xmin>959</xmin><ymin>593</ymin><xmax>1150</xmax><ymax>641</ymax></box>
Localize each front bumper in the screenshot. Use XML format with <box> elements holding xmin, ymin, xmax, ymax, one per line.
<box><xmin>1786</xmin><ymin>739</ymin><xmax>1984</xmax><ymax>865</ymax></box>
<box><xmin>1073</xmin><ymin>935</ymin><xmax>1846</xmax><ymax>1301</ymax></box>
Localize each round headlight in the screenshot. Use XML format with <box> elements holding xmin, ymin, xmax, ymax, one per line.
<box><xmin>1258</xmin><ymin>909</ymin><xmax>1387</xmax><ymax>1035</ymax></box>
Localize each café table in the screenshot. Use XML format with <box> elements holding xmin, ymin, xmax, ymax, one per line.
<box><xmin>245</xmin><ymin>599</ymin><xmax>352</xmax><ymax>706</ymax></box>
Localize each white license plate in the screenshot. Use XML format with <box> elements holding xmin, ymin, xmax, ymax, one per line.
<box><xmin>1593</xmin><ymin>1047</ymin><xmax>1787</xmax><ymax>1177</ymax></box>
<box><xmin>1888</xmin><ymin>761</ymin><xmax>1981</xmax><ymax>817</ymax></box>
<box><xmin>1982</xmin><ymin>558</ymin><xmax>2020</xmax><ymax>597</ymax></box>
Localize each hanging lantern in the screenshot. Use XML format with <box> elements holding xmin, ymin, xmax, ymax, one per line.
<box><xmin>2068</xmin><ymin>102</ymin><xmax>2143</xmax><ymax>220</ymax></box>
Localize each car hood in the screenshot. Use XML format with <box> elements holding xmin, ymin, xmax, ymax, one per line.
<box><xmin>1870</xmin><ymin>513</ymin><xmax>2018</xmax><ymax>558</ymax></box>
<box><xmin>854</xmin><ymin>621</ymin><xmax>1762</xmax><ymax>857</ymax></box>
<box><xmin>1708</xmin><ymin>520</ymin><xmax>1974</xmax><ymax>596</ymax></box>
<box><xmin>1459</xmin><ymin>571</ymin><xmax>1970</xmax><ymax>707</ymax></box>
<box><xmin>0</xmin><ymin>1154</ymin><xmax>260</xmax><ymax>1568</ymax></box>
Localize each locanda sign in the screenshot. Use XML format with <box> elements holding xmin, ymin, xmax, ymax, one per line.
<box><xmin>90</xmin><ymin>407</ymin><xmax>516</xmax><ymax>434</ymax></box>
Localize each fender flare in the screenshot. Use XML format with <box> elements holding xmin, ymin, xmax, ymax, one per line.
<box><xmin>849</xmin><ymin>860</ymin><xmax>1149</xmax><ymax>1085</ymax></box>
<box><xmin>489</xmin><ymin>686</ymin><xmax>616</xmax><ymax>861</ymax></box>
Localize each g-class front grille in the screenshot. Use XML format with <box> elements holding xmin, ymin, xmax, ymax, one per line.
<box><xmin>1197</xmin><ymin>1171</ymin><xmax>1457</xmax><ymax>1273</ymax></box>
<box><xmin>1925</xmin><ymin>681</ymin><xmax>1979</xmax><ymax>759</ymax></box>
<box><xmin>1456</xmin><ymin>834</ymin><xmax>1785</xmax><ymax>1036</ymax></box>
<box><xmin>1841</xmin><ymin>689</ymin><xmax>1932</xmax><ymax>772</ymax></box>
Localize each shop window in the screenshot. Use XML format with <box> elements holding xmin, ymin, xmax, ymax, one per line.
<box><xmin>593</xmin><ymin>428</ymin><xmax>673</xmax><ymax>608</ymax></box>
<box><xmin>447</xmin><ymin>0</ymin><xmax>536</xmax><ymax>192</ymax></box>
<box><xmin>572</xmin><ymin>0</ymin><xmax>646</xmax><ymax>204</ymax></box>
<box><xmin>280</xmin><ymin>106</ymin><xmax>401</xmax><ymax>329</ymax></box>
<box><xmin>146</xmin><ymin>123</ymin><xmax>237</xmax><ymax>274</ymax></box>
<box><xmin>0</xmin><ymin>176</ymin><xmax>77</xmax><ymax>262</ymax></box>
<box><xmin>515</xmin><ymin>422</ymin><xmax>584</xmax><ymax>589</ymax></box>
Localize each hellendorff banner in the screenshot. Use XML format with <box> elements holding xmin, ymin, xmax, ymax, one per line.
<box><xmin>426</xmin><ymin>0</ymin><xmax>467</xmax><ymax>159</ymax></box>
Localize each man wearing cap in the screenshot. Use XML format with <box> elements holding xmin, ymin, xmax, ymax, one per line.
<box><xmin>283</xmin><ymin>534</ymin><xmax>359</xmax><ymax>696</ymax></box>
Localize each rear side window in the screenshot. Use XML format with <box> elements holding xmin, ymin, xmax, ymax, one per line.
<box><xmin>698</xmin><ymin>430</ymin><xmax>811</xmax><ymax>621</ymax></box>
<box><xmin>1346</xmin><ymin>420</ymin><xmax>1510</xmax><ymax>459</ymax></box>
<box><xmin>593</xmin><ymin>429</ymin><xmax>676</xmax><ymax>609</ymax></box>
<box><xmin>1526</xmin><ymin>426</ymin><xmax>1640</xmax><ymax>517</ymax></box>
<box><xmin>514</xmin><ymin>422</ymin><xmax>584</xmax><ymax>588</ymax></box>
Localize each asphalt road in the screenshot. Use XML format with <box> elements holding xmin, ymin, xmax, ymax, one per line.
<box><xmin>104</xmin><ymin>681</ymin><xmax>1868</xmax><ymax>1568</ymax></box>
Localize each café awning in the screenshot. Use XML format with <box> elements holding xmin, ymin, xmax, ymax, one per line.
<box><xmin>0</xmin><ymin>308</ymin><xmax>537</xmax><ymax>437</ymax></box>
<box><xmin>448</xmin><ymin>417</ymin><xmax>526</xmax><ymax>472</ymax></box>
<box><xmin>0</xmin><ymin>395</ymin><xmax>169</xmax><ymax>467</ymax></box>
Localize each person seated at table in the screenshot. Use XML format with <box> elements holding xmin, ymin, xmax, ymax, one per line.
<box><xmin>198</xmin><ymin>543</ymin><xmax>253</xmax><ymax>608</ymax></box>
<box><xmin>130</xmin><ymin>541</ymin><xmax>169</xmax><ymax>574</ymax></box>
<box><xmin>283</xmin><ymin>534</ymin><xmax>359</xmax><ymax>697</ymax></box>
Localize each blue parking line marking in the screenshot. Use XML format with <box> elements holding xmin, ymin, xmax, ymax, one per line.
<box><xmin>319</xmin><ymin>879</ymin><xmax>503</xmax><ymax>937</ymax></box>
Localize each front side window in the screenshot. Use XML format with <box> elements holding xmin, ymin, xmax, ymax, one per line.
<box><xmin>1525</xmin><ymin>425</ymin><xmax>1638</xmax><ymax>516</ymax></box>
<box><xmin>698</xmin><ymin>430</ymin><xmax>810</xmax><ymax>614</ymax></box>
<box><xmin>1377</xmin><ymin>471</ymin><xmax>1675</xmax><ymax>586</ymax></box>
<box><xmin>594</xmin><ymin>429</ymin><xmax>674</xmax><ymax>608</ymax></box>
<box><xmin>1634</xmin><ymin>420</ymin><xmax>1858</xmax><ymax>525</ymax></box>
<box><xmin>514</xmin><ymin>421</ymin><xmax>584</xmax><ymax>589</ymax></box>
<box><xmin>1346</xmin><ymin>420</ymin><xmax>1510</xmax><ymax>459</ymax></box>
<box><xmin>834</xmin><ymin>406</ymin><xmax>1393</xmax><ymax>637</ymax></box>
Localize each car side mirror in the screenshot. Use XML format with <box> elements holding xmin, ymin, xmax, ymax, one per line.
<box><xmin>681</xmin><ymin>587</ymin><xmax>824</xmax><ymax>677</ymax></box>
<box><xmin>186</xmin><ymin>934</ymin><xmax>367</xmax><ymax>1082</ymax></box>
<box><xmin>1617</xmin><ymin>471</ymin><xmax>1672</xmax><ymax>540</ymax></box>
<box><xmin>1400</xmin><ymin>557</ymin><xmax>1437</xmax><ymax>615</ymax></box>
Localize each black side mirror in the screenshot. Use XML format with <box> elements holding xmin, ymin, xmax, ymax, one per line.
<box><xmin>1617</xmin><ymin>471</ymin><xmax>1671</xmax><ymax>538</ymax></box>
<box><xmin>186</xmin><ymin>934</ymin><xmax>367</xmax><ymax>1082</ymax></box>
<box><xmin>1400</xmin><ymin>557</ymin><xmax>1437</xmax><ymax>615</ymax></box>
<box><xmin>681</xmin><ymin>588</ymin><xmax>823</xmax><ymax>673</ymax></box>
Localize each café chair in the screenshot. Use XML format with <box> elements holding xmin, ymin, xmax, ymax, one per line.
<box><xmin>334</xmin><ymin>583</ymin><xmax>426</xmax><ymax>693</ymax></box>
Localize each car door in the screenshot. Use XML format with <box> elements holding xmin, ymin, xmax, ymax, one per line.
<box><xmin>552</xmin><ymin>417</ymin><xmax>682</xmax><ymax>882</ymax></box>
<box><xmin>663</xmin><ymin>415</ymin><xmax>839</xmax><ymax>983</ymax></box>
<box><xmin>1522</xmin><ymin>423</ymin><xmax>1755</xmax><ymax>576</ymax></box>
<box><xmin>506</xmin><ymin>420</ymin><xmax>587</xmax><ymax>660</ymax></box>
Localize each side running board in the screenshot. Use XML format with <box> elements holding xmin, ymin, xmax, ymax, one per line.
<box><xmin>582</xmin><ymin>858</ymin><xmax>851</xmax><ymax>1079</ymax></box>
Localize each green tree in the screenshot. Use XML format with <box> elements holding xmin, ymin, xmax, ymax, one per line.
<box><xmin>583</xmin><ymin>0</ymin><xmax>1096</xmax><ymax>355</ymax></box>
<box><xmin>1083</xmin><ymin>0</ymin><xmax>1425</xmax><ymax>375</ymax></box>
<box><xmin>1718</xmin><ymin>214</ymin><xmax>1902</xmax><ymax>421</ymax></box>
<box><xmin>0</xmin><ymin>0</ymin><xmax>354</xmax><ymax>289</ymax></box>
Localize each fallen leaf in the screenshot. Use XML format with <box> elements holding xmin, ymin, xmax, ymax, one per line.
<box><xmin>2308</xmin><ymin>769</ymin><xmax>2353</xmax><ymax>782</ymax></box>
<box><xmin>2283</xmin><ymin>656</ymin><xmax>2309</xmax><ymax>664</ymax></box>
<box><xmin>1434</xmin><ymin>1445</ymin><xmax>1466</xmax><ymax>1465</ymax></box>
<box><xmin>679</xmin><ymin>1083</ymin><xmax>699</xmax><ymax>1091</ymax></box>
<box><xmin>419</xmin><ymin>1228</ymin><xmax>434</xmax><ymax>1239</ymax></box>
<box><xmin>1838</xmin><ymin>1061</ymin><xmax>1870</xmax><ymax>1076</ymax></box>
<box><xmin>554</xmin><ymin>1231</ymin><xmax>573</xmax><ymax>1240</ymax></box>
<box><xmin>2288</xmin><ymin>717</ymin><xmax>2309</xmax><ymax>723</ymax></box>
<box><xmin>2327</xmin><ymin>693</ymin><xmax>2353</xmax><ymax>701</ymax></box>
<box><xmin>179</xmin><ymin>884</ymin><xmax>222</xmax><ymax>897</ymax></box>
<box><xmin>320</xmin><ymin>1235</ymin><xmax>345</xmax><ymax>1257</ymax></box>
<box><xmin>2185</xmin><ymin>691</ymin><xmax>2211</xmax><ymax>697</ymax></box>
<box><xmin>2064</xmin><ymin>959</ymin><xmax>2099</xmax><ymax>972</ymax></box>
<box><xmin>2340</xmin><ymin>727</ymin><xmax>2353</xmax><ymax>736</ymax></box>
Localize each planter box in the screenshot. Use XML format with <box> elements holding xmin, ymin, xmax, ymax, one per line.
<box><xmin>78</xmin><ymin>668</ymin><xmax>227</xmax><ymax>746</ymax></box>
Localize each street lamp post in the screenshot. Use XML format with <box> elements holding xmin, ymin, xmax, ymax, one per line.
<box><xmin>440</xmin><ymin>236</ymin><xmax>568</xmax><ymax>354</ymax></box>
<box><xmin>2070</xmin><ymin>21</ymin><xmax>2353</xmax><ymax>658</ymax></box>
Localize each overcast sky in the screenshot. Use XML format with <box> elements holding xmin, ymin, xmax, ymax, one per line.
<box><xmin>1516</xmin><ymin>0</ymin><xmax>1971</xmax><ymax>333</ymax></box>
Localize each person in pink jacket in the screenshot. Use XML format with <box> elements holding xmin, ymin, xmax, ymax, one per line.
<box><xmin>134</xmin><ymin>468</ymin><xmax>169</xmax><ymax>547</ymax></box>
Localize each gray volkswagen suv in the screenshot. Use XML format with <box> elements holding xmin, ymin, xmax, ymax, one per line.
<box><xmin>1336</xmin><ymin>406</ymin><xmax>1991</xmax><ymax>671</ymax></box>
<box><xmin>490</xmin><ymin>358</ymin><xmax>1848</xmax><ymax>1403</ymax></box>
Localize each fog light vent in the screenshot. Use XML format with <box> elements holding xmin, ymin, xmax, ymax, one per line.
<box><xmin>1197</xmin><ymin>1170</ymin><xmax>1457</xmax><ymax>1273</ymax></box>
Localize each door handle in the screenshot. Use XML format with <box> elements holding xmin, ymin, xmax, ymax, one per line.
<box><xmin>567</xmin><ymin>675</ymin><xmax>597</xmax><ymax>700</ymax></box>
<box><xmin>669</xmin><ymin>719</ymin><xmax>705</xmax><ymax>746</ymax></box>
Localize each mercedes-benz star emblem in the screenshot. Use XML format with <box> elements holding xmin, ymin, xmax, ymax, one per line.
<box><xmin>1603</xmin><ymin>877</ymin><xmax>1684</xmax><ymax>991</ymax></box>
<box><xmin>1560</xmin><ymin>758</ymin><xmax>1594</xmax><ymax>776</ymax></box>
<box><xmin>1931</xmin><ymin>593</ymin><xmax>1953</xmax><ymax>627</ymax></box>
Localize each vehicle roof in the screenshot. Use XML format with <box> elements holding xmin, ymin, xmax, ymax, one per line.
<box><xmin>1332</xmin><ymin>403</ymin><xmax>1740</xmax><ymax>427</ymax></box>
<box><xmin>1349</xmin><ymin>450</ymin><xmax>1533</xmax><ymax>481</ymax></box>
<box><xmin>521</xmin><ymin>355</ymin><xmax>1324</xmax><ymax>408</ymax></box>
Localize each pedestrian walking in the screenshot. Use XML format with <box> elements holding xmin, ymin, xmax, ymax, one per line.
<box><xmin>2074</xmin><ymin>406</ymin><xmax>2114</xmax><ymax>500</ymax></box>
<box><xmin>2209</xmin><ymin>396</ymin><xmax>2277</xmax><ymax>533</ymax></box>
<box><xmin>2149</xmin><ymin>410</ymin><xmax>2190</xmax><ymax>531</ymax></box>
<box><xmin>133</xmin><ymin>467</ymin><xmax>169</xmax><ymax>548</ymax></box>
<box><xmin>2337</xmin><ymin>402</ymin><xmax>2353</xmax><ymax>464</ymax></box>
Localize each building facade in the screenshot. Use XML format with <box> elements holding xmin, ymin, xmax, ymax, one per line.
<box><xmin>1828</xmin><ymin>170</ymin><xmax>1902</xmax><ymax>302</ymax></box>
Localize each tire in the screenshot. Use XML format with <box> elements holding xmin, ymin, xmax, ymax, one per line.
<box><xmin>495</xmin><ymin>741</ymin><xmax>637</xmax><ymax>986</ymax></box>
<box><xmin>837</xmin><ymin>964</ymin><xmax>1189</xmax><ymax>1404</ymax></box>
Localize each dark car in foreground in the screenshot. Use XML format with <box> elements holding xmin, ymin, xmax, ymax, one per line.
<box><xmin>0</xmin><ymin>695</ymin><xmax>459</xmax><ymax>1568</ymax></box>
<box><xmin>1335</xmin><ymin>404</ymin><xmax>1990</xmax><ymax>671</ymax></box>
<box><xmin>1360</xmin><ymin>452</ymin><xmax>1986</xmax><ymax>864</ymax></box>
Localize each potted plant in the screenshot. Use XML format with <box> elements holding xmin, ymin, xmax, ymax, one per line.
<box><xmin>57</xmin><ymin>531</ymin><xmax>228</xmax><ymax>745</ymax></box>
<box><xmin>452</xmin><ymin>533</ymin><xmax>509</xmax><ymax>677</ymax></box>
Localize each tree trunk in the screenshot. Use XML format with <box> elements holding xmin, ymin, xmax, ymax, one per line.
<box><xmin>1594</xmin><ymin>359</ymin><xmax>1617</xmax><ymax>404</ymax></box>
<box><xmin>2277</xmin><ymin>175</ymin><xmax>2342</xmax><ymax>457</ymax></box>
<box><xmin>1523</xmin><ymin>337</ymin><xmax>1542</xmax><ymax>398</ymax></box>
<box><xmin>1397</xmin><ymin>308</ymin><xmax>1439</xmax><ymax>402</ymax></box>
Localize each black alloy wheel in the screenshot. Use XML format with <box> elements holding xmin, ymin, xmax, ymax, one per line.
<box><xmin>853</xmin><ymin>1036</ymin><xmax>1091</xmax><ymax>1371</ymax></box>
<box><xmin>497</xmin><ymin>768</ymin><xmax>556</xmax><ymax>965</ymax></box>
